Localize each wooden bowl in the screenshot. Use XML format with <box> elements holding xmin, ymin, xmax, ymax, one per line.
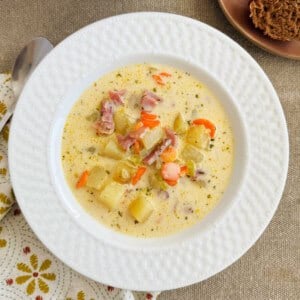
<box><xmin>219</xmin><ymin>0</ymin><xmax>300</xmax><ymax>60</ymax></box>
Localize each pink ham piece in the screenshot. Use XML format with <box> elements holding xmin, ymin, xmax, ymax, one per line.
<box><xmin>192</xmin><ymin>169</ymin><xmax>205</xmax><ymax>182</ymax></box>
<box><xmin>157</xmin><ymin>190</ymin><xmax>169</xmax><ymax>200</ymax></box>
<box><xmin>128</xmin><ymin>126</ymin><xmax>147</xmax><ymax>139</ymax></box>
<box><xmin>117</xmin><ymin>135</ymin><xmax>136</xmax><ymax>151</ymax></box>
<box><xmin>165</xmin><ymin>128</ymin><xmax>178</xmax><ymax>146</ymax></box>
<box><xmin>141</xmin><ymin>90</ymin><xmax>162</xmax><ymax>111</ymax></box>
<box><xmin>93</xmin><ymin>100</ymin><xmax>115</xmax><ymax>135</ymax></box>
<box><xmin>109</xmin><ymin>89</ymin><xmax>127</xmax><ymax>105</ymax></box>
<box><xmin>143</xmin><ymin>138</ymin><xmax>171</xmax><ymax>165</ymax></box>
<box><xmin>117</xmin><ymin>126</ymin><xmax>147</xmax><ymax>151</ymax></box>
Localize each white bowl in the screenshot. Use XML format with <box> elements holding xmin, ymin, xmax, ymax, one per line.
<box><xmin>9</xmin><ymin>13</ymin><xmax>288</xmax><ymax>291</ymax></box>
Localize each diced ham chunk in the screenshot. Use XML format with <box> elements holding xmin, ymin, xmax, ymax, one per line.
<box><xmin>117</xmin><ymin>135</ymin><xmax>136</xmax><ymax>151</ymax></box>
<box><xmin>128</xmin><ymin>126</ymin><xmax>147</xmax><ymax>139</ymax></box>
<box><xmin>109</xmin><ymin>89</ymin><xmax>127</xmax><ymax>105</ymax></box>
<box><xmin>192</xmin><ymin>169</ymin><xmax>205</xmax><ymax>182</ymax></box>
<box><xmin>143</xmin><ymin>139</ymin><xmax>171</xmax><ymax>165</ymax></box>
<box><xmin>117</xmin><ymin>126</ymin><xmax>147</xmax><ymax>150</ymax></box>
<box><xmin>93</xmin><ymin>100</ymin><xmax>115</xmax><ymax>135</ymax></box>
<box><xmin>165</xmin><ymin>128</ymin><xmax>178</xmax><ymax>146</ymax></box>
<box><xmin>141</xmin><ymin>90</ymin><xmax>162</xmax><ymax>112</ymax></box>
<box><xmin>157</xmin><ymin>190</ymin><xmax>169</xmax><ymax>200</ymax></box>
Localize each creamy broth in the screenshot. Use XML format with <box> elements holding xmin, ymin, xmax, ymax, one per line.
<box><xmin>62</xmin><ymin>63</ymin><xmax>234</xmax><ymax>237</ymax></box>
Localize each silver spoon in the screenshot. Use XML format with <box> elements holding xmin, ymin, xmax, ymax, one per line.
<box><xmin>0</xmin><ymin>37</ymin><xmax>53</xmax><ymax>131</ymax></box>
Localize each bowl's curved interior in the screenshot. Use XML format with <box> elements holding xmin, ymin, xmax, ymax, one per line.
<box><xmin>49</xmin><ymin>54</ymin><xmax>248</xmax><ymax>250</ymax></box>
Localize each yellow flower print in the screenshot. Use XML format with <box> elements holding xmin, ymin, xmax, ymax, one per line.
<box><xmin>0</xmin><ymin>168</ymin><xmax>7</xmax><ymax>175</ymax></box>
<box><xmin>15</xmin><ymin>254</ymin><xmax>56</xmax><ymax>295</ymax></box>
<box><xmin>2</xmin><ymin>124</ymin><xmax>9</xmax><ymax>141</ymax></box>
<box><xmin>0</xmin><ymin>193</ymin><xmax>12</xmax><ymax>216</ymax></box>
<box><xmin>66</xmin><ymin>290</ymin><xmax>96</xmax><ymax>300</ymax></box>
<box><xmin>0</xmin><ymin>226</ymin><xmax>7</xmax><ymax>248</ymax></box>
<box><xmin>0</xmin><ymin>101</ymin><xmax>7</xmax><ymax>115</ymax></box>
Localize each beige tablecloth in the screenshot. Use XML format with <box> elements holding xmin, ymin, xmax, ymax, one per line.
<box><xmin>0</xmin><ymin>1</ymin><xmax>299</xmax><ymax>299</ymax></box>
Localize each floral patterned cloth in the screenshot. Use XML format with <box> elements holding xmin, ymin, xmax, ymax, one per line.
<box><xmin>0</xmin><ymin>74</ymin><xmax>160</xmax><ymax>300</ymax></box>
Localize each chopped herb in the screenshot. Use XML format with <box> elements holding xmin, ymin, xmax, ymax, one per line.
<box><xmin>187</xmin><ymin>120</ymin><xmax>191</xmax><ymax>125</ymax></box>
<box><xmin>207</xmin><ymin>194</ymin><xmax>211</xmax><ymax>199</ymax></box>
<box><xmin>135</xmin><ymin>80</ymin><xmax>139</xmax><ymax>84</ymax></box>
<box><xmin>211</xmin><ymin>139</ymin><xmax>215</xmax><ymax>141</ymax></box>
<box><xmin>200</xmin><ymin>104</ymin><xmax>204</xmax><ymax>107</ymax></box>
<box><xmin>152</xmin><ymin>87</ymin><xmax>157</xmax><ymax>92</ymax></box>
<box><xmin>116</xmin><ymin>73</ymin><xmax>122</xmax><ymax>77</ymax></box>
<box><xmin>134</xmin><ymin>220</ymin><xmax>139</xmax><ymax>224</ymax></box>
<box><xmin>195</xmin><ymin>94</ymin><xmax>199</xmax><ymax>98</ymax></box>
<box><xmin>185</xmin><ymin>216</ymin><xmax>188</xmax><ymax>220</ymax></box>
<box><xmin>87</xmin><ymin>146</ymin><xmax>96</xmax><ymax>153</ymax></box>
<box><xmin>118</xmin><ymin>211</ymin><xmax>123</xmax><ymax>217</ymax></box>
<box><xmin>210</xmin><ymin>144</ymin><xmax>214</xmax><ymax>149</ymax></box>
<box><xmin>105</xmin><ymin>170</ymin><xmax>110</xmax><ymax>175</ymax></box>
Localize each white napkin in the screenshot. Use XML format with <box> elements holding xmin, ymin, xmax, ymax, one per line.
<box><xmin>0</xmin><ymin>74</ymin><xmax>160</xmax><ymax>300</ymax></box>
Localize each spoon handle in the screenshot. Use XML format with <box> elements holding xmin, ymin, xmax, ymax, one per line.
<box><xmin>0</xmin><ymin>106</ymin><xmax>14</xmax><ymax>131</ymax></box>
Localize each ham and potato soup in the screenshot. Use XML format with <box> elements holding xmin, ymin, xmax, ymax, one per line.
<box><xmin>62</xmin><ymin>63</ymin><xmax>234</xmax><ymax>237</ymax></box>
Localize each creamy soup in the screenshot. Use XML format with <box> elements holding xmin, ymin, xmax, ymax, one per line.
<box><xmin>62</xmin><ymin>63</ymin><xmax>234</xmax><ymax>237</ymax></box>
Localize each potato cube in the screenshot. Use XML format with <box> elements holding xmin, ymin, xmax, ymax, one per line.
<box><xmin>181</xmin><ymin>144</ymin><xmax>204</xmax><ymax>163</ymax></box>
<box><xmin>102</xmin><ymin>139</ymin><xmax>126</xmax><ymax>160</ymax></box>
<box><xmin>186</xmin><ymin>125</ymin><xmax>210</xmax><ymax>149</ymax></box>
<box><xmin>129</xmin><ymin>196</ymin><xmax>153</xmax><ymax>222</ymax></box>
<box><xmin>98</xmin><ymin>181</ymin><xmax>127</xmax><ymax>210</ymax></box>
<box><xmin>86</xmin><ymin>166</ymin><xmax>108</xmax><ymax>190</ymax></box>
<box><xmin>114</xmin><ymin>108</ymin><xmax>133</xmax><ymax>134</ymax></box>
<box><xmin>113</xmin><ymin>160</ymin><xmax>137</xmax><ymax>183</ymax></box>
<box><xmin>173</xmin><ymin>113</ymin><xmax>188</xmax><ymax>134</ymax></box>
<box><xmin>149</xmin><ymin>173</ymin><xmax>168</xmax><ymax>191</ymax></box>
<box><xmin>141</xmin><ymin>127</ymin><xmax>163</xmax><ymax>150</ymax></box>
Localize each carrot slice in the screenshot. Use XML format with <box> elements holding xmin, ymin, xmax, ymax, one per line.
<box><xmin>152</xmin><ymin>74</ymin><xmax>165</xmax><ymax>85</ymax></box>
<box><xmin>159</xmin><ymin>72</ymin><xmax>172</xmax><ymax>77</ymax></box>
<box><xmin>131</xmin><ymin>166</ymin><xmax>147</xmax><ymax>185</ymax></box>
<box><xmin>76</xmin><ymin>171</ymin><xmax>89</xmax><ymax>189</ymax></box>
<box><xmin>160</xmin><ymin>146</ymin><xmax>177</xmax><ymax>163</ymax></box>
<box><xmin>141</xmin><ymin>119</ymin><xmax>160</xmax><ymax>128</ymax></box>
<box><xmin>192</xmin><ymin>118</ymin><xmax>216</xmax><ymax>138</ymax></box>
<box><xmin>180</xmin><ymin>166</ymin><xmax>188</xmax><ymax>176</ymax></box>
<box><xmin>141</xmin><ymin>111</ymin><xmax>157</xmax><ymax>120</ymax></box>
<box><xmin>165</xmin><ymin>179</ymin><xmax>178</xmax><ymax>186</ymax></box>
<box><xmin>161</xmin><ymin>162</ymin><xmax>180</xmax><ymax>181</ymax></box>
<box><xmin>133</xmin><ymin>121</ymin><xmax>144</xmax><ymax>131</ymax></box>
<box><xmin>133</xmin><ymin>140</ymin><xmax>140</xmax><ymax>154</ymax></box>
